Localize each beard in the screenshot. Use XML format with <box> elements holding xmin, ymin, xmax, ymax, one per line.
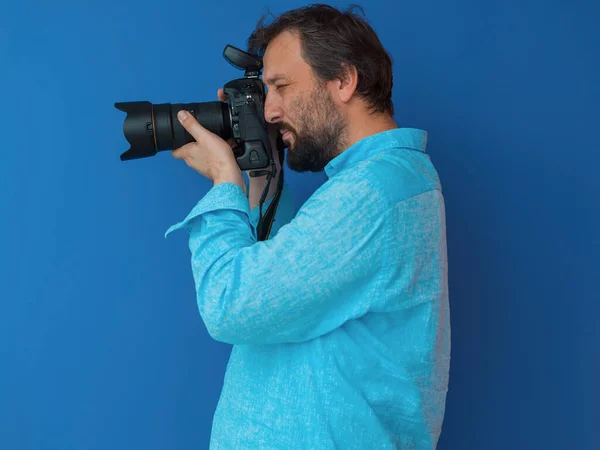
<box><xmin>281</xmin><ymin>83</ymin><xmax>348</xmax><ymax>173</ymax></box>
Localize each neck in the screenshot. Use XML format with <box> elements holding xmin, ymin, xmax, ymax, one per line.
<box><xmin>342</xmin><ymin>107</ymin><xmax>398</xmax><ymax>151</ymax></box>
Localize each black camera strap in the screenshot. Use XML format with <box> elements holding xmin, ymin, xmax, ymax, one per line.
<box><xmin>251</xmin><ymin>145</ymin><xmax>285</xmax><ymax>241</ymax></box>
<box><xmin>258</xmin><ymin>166</ymin><xmax>284</xmax><ymax>241</ymax></box>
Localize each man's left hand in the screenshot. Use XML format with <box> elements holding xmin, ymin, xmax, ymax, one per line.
<box><xmin>172</xmin><ymin>110</ymin><xmax>245</xmax><ymax>191</ymax></box>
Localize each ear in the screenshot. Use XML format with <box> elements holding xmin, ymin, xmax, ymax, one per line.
<box><xmin>336</xmin><ymin>62</ymin><xmax>358</xmax><ymax>104</ymax></box>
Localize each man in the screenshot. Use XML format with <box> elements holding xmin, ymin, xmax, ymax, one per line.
<box><xmin>166</xmin><ymin>4</ymin><xmax>450</xmax><ymax>449</ymax></box>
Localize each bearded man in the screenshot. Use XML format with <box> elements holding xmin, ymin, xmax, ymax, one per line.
<box><xmin>166</xmin><ymin>4</ymin><xmax>451</xmax><ymax>449</ymax></box>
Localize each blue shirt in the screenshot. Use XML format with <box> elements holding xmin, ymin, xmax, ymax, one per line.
<box><xmin>165</xmin><ymin>128</ymin><xmax>451</xmax><ymax>449</ymax></box>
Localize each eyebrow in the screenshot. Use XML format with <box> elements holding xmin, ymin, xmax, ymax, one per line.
<box><xmin>263</xmin><ymin>74</ymin><xmax>291</xmax><ymax>86</ymax></box>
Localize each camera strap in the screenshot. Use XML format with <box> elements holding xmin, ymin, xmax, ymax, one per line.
<box><xmin>257</xmin><ymin>164</ymin><xmax>284</xmax><ymax>241</ymax></box>
<box><xmin>251</xmin><ymin>145</ymin><xmax>285</xmax><ymax>241</ymax></box>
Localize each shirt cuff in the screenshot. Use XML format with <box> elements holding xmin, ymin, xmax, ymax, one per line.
<box><xmin>164</xmin><ymin>182</ymin><xmax>250</xmax><ymax>238</ymax></box>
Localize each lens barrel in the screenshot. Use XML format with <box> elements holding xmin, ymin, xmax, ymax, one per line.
<box><xmin>115</xmin><ymin>101</ymin><xmax>231</xmax><ymax>161</ymax></box>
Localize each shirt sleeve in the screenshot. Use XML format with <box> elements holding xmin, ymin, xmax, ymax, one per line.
<box><xmin>165</xmin><ymin>175</ymin><xmax>389</xmax><ymax>345</ymax></box>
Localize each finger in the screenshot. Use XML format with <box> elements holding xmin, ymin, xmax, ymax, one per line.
<box><xmin>217</xmin><ymin>88</ymin><xmax>228</xmax><ymax>102</ymax></box>
<box><xmin>177</xmin><ymin>110</ymin><xmax>207</xmax><ymax>142</ymax></box>
<box><xmin>171</xmin><ymin>144</ymin><xmax>187</xmax><ymax>159</ymax></box>
<box><xmin>172</xmin><ymin>142</ymin><xmax>195</xmax><ymax>160</ymax></box>
<box><xmin>172</xmin><ymin>147</ymin><xmax>184</xmax><ymax>159</ymax></box>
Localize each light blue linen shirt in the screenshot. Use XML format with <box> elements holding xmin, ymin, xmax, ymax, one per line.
<box><xmin>165</xmin><ymin>128</ymin><xmax>451</xmax><ymax>449</ymax></box>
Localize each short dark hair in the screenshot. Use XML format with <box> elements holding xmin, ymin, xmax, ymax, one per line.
<box><xmin>247</xmin><ymin>4</ymin><xmax>394</xmax><ymax>116</ymax></box>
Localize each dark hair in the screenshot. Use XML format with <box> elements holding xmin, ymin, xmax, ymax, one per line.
<box><xmin>247</xmin><ymin>4</ymin><xmax>394</xmax><ymax>116</ymax></box>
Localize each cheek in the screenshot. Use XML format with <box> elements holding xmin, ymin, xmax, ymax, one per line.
<box><xmin>286</xmin><ymin>96</ymin><xmax>306</xmax><ymax>125</ymax></box>
<box><xmin>282</xmin><ymin>95</ymin><xmax>294</xmax><ymax>115</ymax></box>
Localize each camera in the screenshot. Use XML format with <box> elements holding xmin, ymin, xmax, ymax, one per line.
<box><xmin>114</xmin><ymin>45</ymin><xmax>275</xmax><ymax>172</ymax></box>
<box><xmin>114</xmin><ymin>45</ymin><xmax>284</xmax><ymax>241</ymax></box>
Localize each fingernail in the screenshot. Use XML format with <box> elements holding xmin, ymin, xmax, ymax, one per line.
<box><xmin>178</xmin><ymin>110</ymin><xmax>188</xmax><ymax>121</ymax></box>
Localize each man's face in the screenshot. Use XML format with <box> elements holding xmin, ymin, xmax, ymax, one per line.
<box><xmin>262</xmin><ymin>31</ymin><xmax>348</xmax><ymax>172</ymax></box>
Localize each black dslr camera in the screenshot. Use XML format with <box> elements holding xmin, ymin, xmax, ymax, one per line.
<box><xmin>114</xmin><ymin>45</ymin><xmax>283</xmax><ymax>240</ymax></box>
<box><xmin>114</xmin><ymin>44</ymin><xmax>277</xmax><ymax>172</ymax></box>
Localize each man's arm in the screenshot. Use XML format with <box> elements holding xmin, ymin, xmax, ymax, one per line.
<box><xmin>165</xmin><ymin>171</ymin><xmax>389</xmax><ymax>345</ymax></box>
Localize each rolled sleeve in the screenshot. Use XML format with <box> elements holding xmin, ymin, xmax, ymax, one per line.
<box><xmin>165</xmin><ymin>182</ymin><xmax>253</xmax><ymax>238</ymax></box>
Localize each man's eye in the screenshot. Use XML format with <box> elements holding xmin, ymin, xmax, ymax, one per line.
<box><xmin>275</xmin><ymin>84</ymin><xmax>287</xmax><ymax>90</ymax></box>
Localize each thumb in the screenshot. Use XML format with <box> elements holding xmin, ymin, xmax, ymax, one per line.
<box><xmin>177</xmin><ymin>110</ymin><xmax>207</xmax><ymax>142</ymax></box>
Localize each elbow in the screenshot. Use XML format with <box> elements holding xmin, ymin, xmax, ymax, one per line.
<box><xmin>196</xmin><ymin>286</ymin><xmax>248</xmax><ymax>344</ymax></box>
<box><xmin>203</xmin><ymin>318</ymin><xmax>240</xmax><ymax>344</ymax></box>
<box><xmin>202</xmin><ymin>311</ymin><xmax>282</xmax><ymax>345</ymax></box>
<box><xmin>204</xmin><ymin>320</ymin><xmax>262</xmax><ymax>345</ymax></box>
<box><xmin>201</xmin><ymin>302</ymin><xmax>259</xmax><ymax>345</ymax></box>
<box><xmin>196</xmin><ymin>288</ymin><xmax>281</xmax><ymax>345</ymax></box>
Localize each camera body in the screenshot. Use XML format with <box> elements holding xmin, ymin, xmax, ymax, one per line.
<box><xmin>221</xmin><ymin>75</ymin><xmax>271</xmax><ymax>171</ymax></box>
<box><xmin>115</xmin><ymin>45</ymin><xmax>274</xmax><ymax>171</ymax></box>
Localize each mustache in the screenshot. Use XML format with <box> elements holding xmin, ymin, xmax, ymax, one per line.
<box><xmin>278</xmin><ymin>123</ymin><xmax>297</xmax><ymax>135</ymax></box>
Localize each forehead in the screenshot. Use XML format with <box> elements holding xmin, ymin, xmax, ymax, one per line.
<box><xmin>262</xmin><ymin>30</ymin><xmax>309</xmax><ymax>84</ymax></box>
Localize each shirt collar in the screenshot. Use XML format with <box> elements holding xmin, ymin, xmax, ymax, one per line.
<box><xmin>324</xmin><ymin>127</ymin><xmax>428</xmax><ymax>178</ymax></box>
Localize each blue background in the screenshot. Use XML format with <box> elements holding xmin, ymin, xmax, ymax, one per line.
<box><xmin>1</xmin><ymin>0</ymin><xmax>598</xmax><ymax>449</ymax></box>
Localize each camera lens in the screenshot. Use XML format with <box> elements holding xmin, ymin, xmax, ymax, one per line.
<box><xmin>115</xmin><ymin>101</ymin><xmax>231</xmax><ymax>161</ymax></box>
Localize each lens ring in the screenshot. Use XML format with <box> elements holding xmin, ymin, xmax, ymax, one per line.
<box><xmin>151</xmin><ymin>106</ymin><xmax>157</xmax><ymax>151</ymax></box>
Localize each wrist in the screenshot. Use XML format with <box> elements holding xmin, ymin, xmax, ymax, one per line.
<box><xmin>213</xmin><ymin>167</ymin><xmax>245</xmax><ymax>192</ymax></box>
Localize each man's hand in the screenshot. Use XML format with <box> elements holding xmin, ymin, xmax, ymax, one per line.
<box><xmin>172</xmin><ymin>110</ymin><xmax>245</xmax><ymax>192</ymax></box>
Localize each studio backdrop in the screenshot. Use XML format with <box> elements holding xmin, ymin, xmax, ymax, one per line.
<box><xmin>1</xmin><ymin>0</ymin><xmax>598</xmax><ymax>449</ymax></box>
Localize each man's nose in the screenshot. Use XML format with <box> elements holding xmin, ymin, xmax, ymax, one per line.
<box><xmin>264</xmin><ymin>94</ymin><xmax>282</xmax><ymax>124</ymax></box>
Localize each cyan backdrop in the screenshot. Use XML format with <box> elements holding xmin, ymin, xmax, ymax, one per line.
<box><xmin>1</xmin><ymin>0</ymin><xmax>598</xmax><ymax>449</ymax></box>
